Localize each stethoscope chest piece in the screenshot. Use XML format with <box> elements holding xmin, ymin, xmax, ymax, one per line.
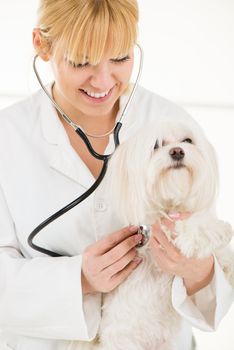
<box><xmin>136</xmin><ymin>225</ymin><xmax>151</xmax><ymax>248</ymax></box>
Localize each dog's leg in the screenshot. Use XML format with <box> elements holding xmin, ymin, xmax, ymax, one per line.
<box><xmin>170</xmin><ymin>212</ymin><xmax>234</xmax><ymax>288</ymax></box>
<box><xmin>172</xmin><ymin>212</ymin><xmax>233</xmax><ymax>259</ymax></box>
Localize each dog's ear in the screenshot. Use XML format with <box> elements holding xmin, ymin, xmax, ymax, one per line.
<box><xmin>201</xmin><ymin>139</ymin><xmax>219</xmax><ymax>207</ymax></box>
<box><xmin>106</xmin><ymin>134</ymin><xmax>151</xmax><ymax>224</ymax></box>
<box><xmin>188</xmin><ymin>135</ymin><xmax>219</xmax><ymax>212</ymax></box>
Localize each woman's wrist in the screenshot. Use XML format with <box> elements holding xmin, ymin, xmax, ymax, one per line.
<box><xmin>81</xmin><ymin>270</ymin><xmax>95</xmax><ymax>295</ymax></box>
<box><xmin>183</xmin><ymin>256</ymin><xmax>215</xmax><ymax>296</ymax></box>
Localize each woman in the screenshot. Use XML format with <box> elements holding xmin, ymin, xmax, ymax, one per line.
<box><xmin>0</xmin><ymin>0</ymin><xmax>233</xmax><ymax>349</ymax></box>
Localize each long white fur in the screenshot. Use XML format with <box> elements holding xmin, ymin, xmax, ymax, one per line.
<box><xmin>72</xmin><ymin>119</ymin><xmax>233</xmax><ymax>350</ymax></box>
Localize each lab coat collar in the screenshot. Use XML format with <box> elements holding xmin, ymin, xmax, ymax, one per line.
<box><xmin>40</xmin><ymin>83</ymin><xmax>70</xmax><ymax>146</ymax></box>
<box><xmin>39</xmin><ymin>84</ymin><xmax>95</xmax><ymax>188</ymax></box>
<box><xmin>116</xmin><ymin>84</ymin><xmax>136</xmax><ymax>128</ymax></box>
<box><xmin>39</xmin><ymin>83</ymin><xmax>136</xmax><ymax>188</ymax></box>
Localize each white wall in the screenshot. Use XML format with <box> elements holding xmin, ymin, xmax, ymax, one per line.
<box><xmin>138</xmin><ymin>0</ymin><xmax>234</xmax><ymax>106</ymax></box>
<box><xmin>0</xmin><ymin>1</ymin><xmax>234</xmax><ymax>349</ymax></box>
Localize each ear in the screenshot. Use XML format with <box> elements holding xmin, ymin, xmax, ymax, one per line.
<box><xmin>106</xmin><ymin>139</ymin><xmax>149</xmax><ymax>224</ymax></box>
<box><xmin>33</xmin><ymin>28</ymin><xmax>51</xmax><ymax>61</ymax></box>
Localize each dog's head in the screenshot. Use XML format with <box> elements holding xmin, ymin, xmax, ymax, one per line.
<box><xmin>106</xmin><ymin>119</ymin><xmax>218</xmax><ymax>224</ymax></box>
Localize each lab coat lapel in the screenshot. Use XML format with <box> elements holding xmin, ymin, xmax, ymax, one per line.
<box><xmin>38</xmin><ymin>83</ymin><xmax>136</xmax><ymax>188</ymax></box>
<box><xmin>39</xmin><ymin>88</ymin><xmax>95</xmax><ymax>189</ymax></box>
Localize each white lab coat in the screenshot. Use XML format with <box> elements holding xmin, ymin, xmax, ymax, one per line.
<box><xmin>0</xmin><ymin>85</ymin><xmax>233</xmax><ymax>350</ymax></box>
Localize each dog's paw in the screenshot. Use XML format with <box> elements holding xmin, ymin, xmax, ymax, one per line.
<box><xmin>173</xmin><ymin>215</ymin><xmax>233</xmax><ymax>258</ymax></box>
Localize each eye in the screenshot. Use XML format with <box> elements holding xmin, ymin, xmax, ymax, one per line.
<box><xmin>154</xmin><ymin>140</ymin><xmax>159</xmax><ymax>150</ymax></box>
<box><xmin>111</xmin><ymin>55</ymin><xmax>130</xmax><ymax>64</ymax></box>
<box><xmin>182</xmin><ymin>138</ymin><xmax>193</xmax><ymax>144</ymax></box>
<box><xmin>68</xmin><ymin>61</ymin><xmax>90</xmax><ymax>69</ymax></box>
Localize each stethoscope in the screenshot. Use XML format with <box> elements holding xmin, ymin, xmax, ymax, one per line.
<box><xmin>27</xmin><ymin>44</ymin><xmax>150</xmax><ymax>257</ymax></box>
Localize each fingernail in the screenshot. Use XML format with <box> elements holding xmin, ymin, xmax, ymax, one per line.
<box><xmin>135</xmin><ymin>233</ymin><xmax>143</xmax><ymax>243</ymax></box>
<box><xmin>129</xmin><ymin>225</ymin><xmax>139</xmax><ymax>233</ymax></box>
<box><xmin>168</xmin><ymin>212</ymin><xmax>181</xmax><ymax>220</ymax></box>
<box><xmin>133</xmin><ymin>256</ymin><xmax>143</xmax><ymax>264</ymax></box>
<box><xmin>171</xmin><ymin>232</ymin><xmax>177</xmax><ymax>239</ymax></box>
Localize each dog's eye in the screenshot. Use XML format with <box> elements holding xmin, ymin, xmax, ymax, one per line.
<box><xmin>182</xmin><ymin>138</ymin><xmax>193</xmax><ymax>144</ymax></box>
<box><xmin>154</xmin><ymin>140</ymin><xmax>159</xmax><ymax>150</ymax></box>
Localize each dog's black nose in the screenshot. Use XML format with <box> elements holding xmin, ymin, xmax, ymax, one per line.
<box><xmin>169</xmin><ymin>147</ymin><xmax>185</xmax><ymax>161</ymax></box>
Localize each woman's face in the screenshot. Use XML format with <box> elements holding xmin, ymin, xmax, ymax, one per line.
<box><xmin>50</xmin><ymin>49</ymin><xmax>134</xmax><ymax>121</ymax></box>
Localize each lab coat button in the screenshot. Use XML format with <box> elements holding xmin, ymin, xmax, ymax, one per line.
<box><xmin>95</xmin><ymin>200</ymin><xmax>107</xmax><ymax>211</ymax></box>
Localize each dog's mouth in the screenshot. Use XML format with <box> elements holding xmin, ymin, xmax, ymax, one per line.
<box><xmin>169</xmin><ymin>161</ymin><xmax>185</xmax><ymax>169</ymax></box>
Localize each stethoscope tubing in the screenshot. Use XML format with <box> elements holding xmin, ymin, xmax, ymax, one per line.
<box><xmin>28</xmin><ymin>157</ymin><xmax>109</xmax><ymax>257</ymax></box>
<box><xmin>27</xmin><ymin>123</ymin><xmax>122</xmax><ymax>257</ymax></box>
<box><xmin>28</xmin><ymin>44</ymin><xmax>143</xmax><ymax>257</ymax></box>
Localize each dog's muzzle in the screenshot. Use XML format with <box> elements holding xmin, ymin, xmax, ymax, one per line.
<box><xmin>136</xmin><ymin>225</ymin><xmax>151</xmax><ymax>248</ymax></box>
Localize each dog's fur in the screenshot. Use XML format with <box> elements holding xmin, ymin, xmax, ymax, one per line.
<box><xmin>74</xmin><ymin>119</ymin><xmax>233</xmax><ymax>350</ymax></box>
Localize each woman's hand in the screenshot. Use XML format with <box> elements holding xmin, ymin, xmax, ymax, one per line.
<box><xmin>149</xmin><ymin>213</ymin><xmax>214</xmax><ymax>296</ymax></box>
<box><xmin>81</xmin><ymin>226</ymin><xmax>143</xmax><ymax>294</ymax></box>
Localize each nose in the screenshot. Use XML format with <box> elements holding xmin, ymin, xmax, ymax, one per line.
<box><xmin>169</xmin><ymin>147</ymin><xmax>185</xmax><ymax>161</ymax></box>
<box><xmin>90</xmin><ymin>62</ymin><xmax>114</xmax><ymax>89</ymax></box>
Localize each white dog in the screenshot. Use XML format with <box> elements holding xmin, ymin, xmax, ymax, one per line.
<box><xmin>74</xmin><ymin>118</ymin><xmax>233</xmax><ymax>350</ymax></box>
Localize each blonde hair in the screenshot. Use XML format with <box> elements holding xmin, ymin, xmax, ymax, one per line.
<box><xmin>37</xmin><ymin>0</ymin><xmax>139</xmax><ymax>64</ymax></box>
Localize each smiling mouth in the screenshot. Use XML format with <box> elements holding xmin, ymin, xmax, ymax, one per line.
<box><xmin>79</xmin><ymin>87</ymin><xmax>113</xmax><ymax>101</ymax></box>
